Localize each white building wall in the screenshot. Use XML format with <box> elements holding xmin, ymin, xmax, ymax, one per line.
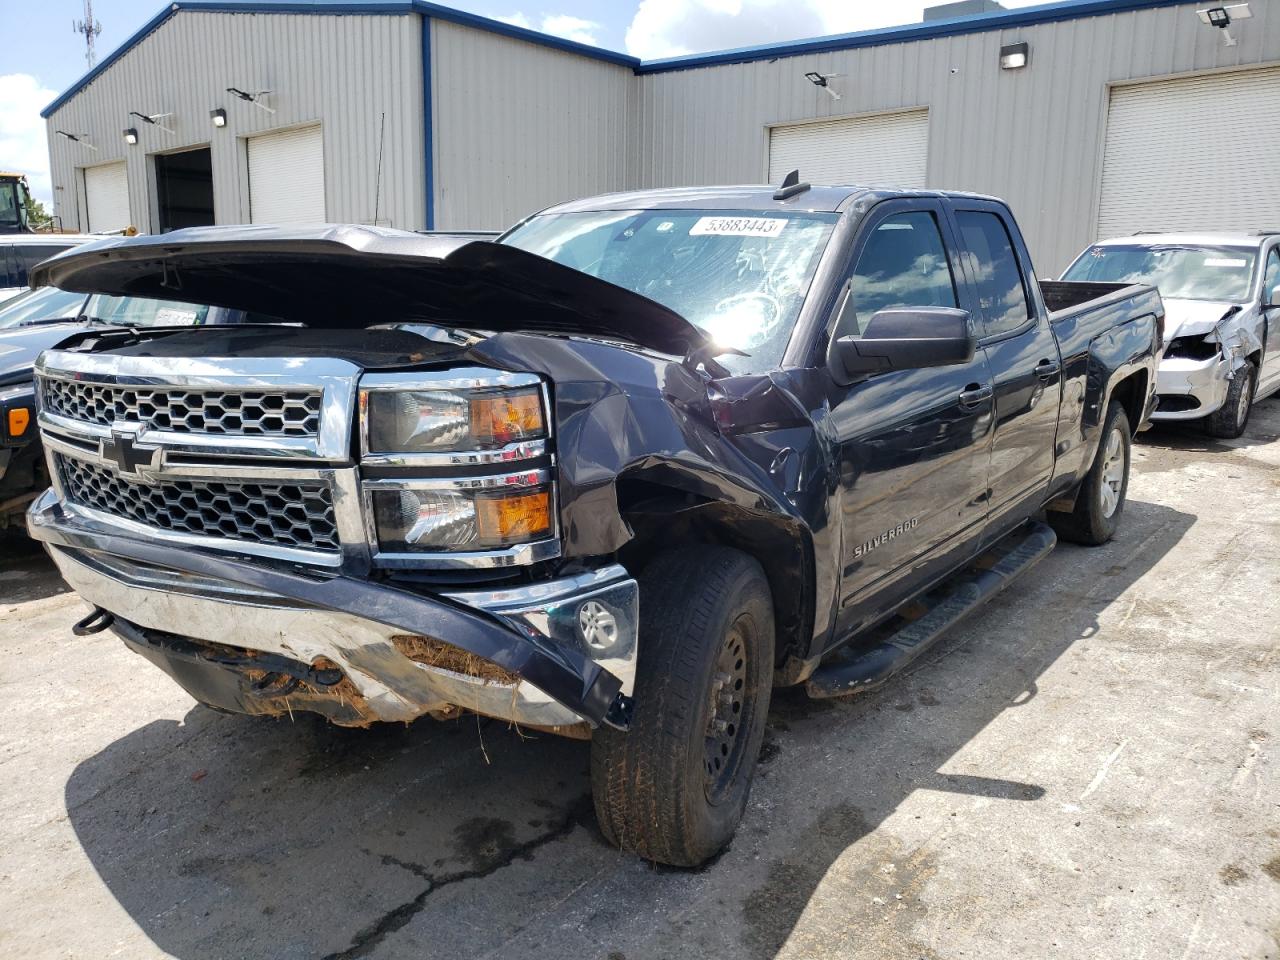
<box><xmin>427</xmin><ymin>19</ymin><xmax>635</xmax><ymax>232</ymax></box>
<box><xmin>44</xmin><ymin>11</ymin><xmax>425</xmax><ymax>234</ymax></box>
<box><xmin>632</xmin><ymin>0</ymin><xmax>1280</xmax><ymax>272</ymax></box>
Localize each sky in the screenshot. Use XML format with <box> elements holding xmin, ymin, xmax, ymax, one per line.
<box><xmin>2</xmin><ymin>0</ymin><xmax>1043</xmax><ymax>205</ymax></box>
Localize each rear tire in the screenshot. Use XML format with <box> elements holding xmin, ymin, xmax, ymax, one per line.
<box><xmin>590</xmin><ymin>546</ymin><xmax>774</xmax><ymax>867</ymax></box>
<box><xmin>1050</xmin><ymin>401</ymin><xmax>1131</xmax><ymax>546</ymax></box>
<box><xmin>1204</xmin><ymin>359</ymin><xmax>1255</xmax><ymax>439</ymax></box>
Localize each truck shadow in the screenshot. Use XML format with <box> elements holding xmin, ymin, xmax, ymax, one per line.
<box><xmin>62</xmin><ymin>498</ymin><xmax>1194</xmax><ymax>960</ymax></box>
<box><xmin>0</xmin><ymin>531</ymin><xmax>70</xmax><ymax>604</ymax></box>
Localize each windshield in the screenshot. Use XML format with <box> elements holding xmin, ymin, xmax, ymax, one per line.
<box><xmin>502</xmin><ymin>209</ymin><xmax>839</xmax><ymax>372</ymax></box>
<box><xmin>1062</xmin><ymin>244</ymin><xmax>1258</xmax><ymax>302</ymax></box>
<box><xmin>0</xmin><ymin>286</ymin><xmax>87</xmax><ymax>329</ymax></box>
<box><xmin>84</xmin><ymin>294</ymin><xmax>211</xmax><ymax>327</ymax></box>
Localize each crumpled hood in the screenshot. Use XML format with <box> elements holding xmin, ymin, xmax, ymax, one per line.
<box><xmin>29</xmin><ymin>224</ymin><xmax>709</xmax><ymax>356</ymax></box>
<box><xmin>0</xmin><ymin>323</ymin><xmax>86</xmax><ymax>388</ymax></box>
<box><xmin>1161</xmin><ymin>299</ymin><xmax>1243</xmax><ymax>342</ymax></box>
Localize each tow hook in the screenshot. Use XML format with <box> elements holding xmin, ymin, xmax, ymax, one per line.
<box><xmin>71</xmin><ymin>607</ymin><xmax>115</xmax><ymax>637</ymax></box>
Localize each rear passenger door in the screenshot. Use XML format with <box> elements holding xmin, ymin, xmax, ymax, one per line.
<box><xmin>1260</xmin><ymin>245</ymin><xmax>1280</xmax><ymax>396</ymax></box>
<box><xmin>948</xmin><ymin>200</ymin><xmax>1062</xmax><ymax>534</ymax></box>
<box><xmin>828</xmin><ymin>199</ymin><xmax>994</xmax><ymax>639</ymax></box>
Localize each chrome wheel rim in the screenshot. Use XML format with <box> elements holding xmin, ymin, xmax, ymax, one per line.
<box><xmin>1099</xmin><ymin>426</ymin><xmax>1126</xmax><ymax>519</ymax></box>
<box><xmin>704</xmin><ymin>618</ymin><xmax>749</xmax><ymax>802</ymax></box>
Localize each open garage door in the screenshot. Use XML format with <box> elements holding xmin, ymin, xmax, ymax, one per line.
<box><xmin>1098</xmin><ymin>67</ymin><xmax>1280</xmax><ymax>238</ymax></box>
<box><xmin>83</xmin><ymin>162</ymin><xmax>130</xmax><ymax>233</ymax></box>
<box><xmin>248</xmin><ymin>125</ymin><xmax>326</xmax><ymax>225</ymax></box>
<box><xmin>768</xmin><ymin>110</ymin><xmax>928</xmax><ymax>188</ymax></box>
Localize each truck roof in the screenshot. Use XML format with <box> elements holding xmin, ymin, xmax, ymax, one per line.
<box><xmin>543</xmin><ymin>184</ymin><xmax>1003</xmax><ymax>215</ymax></box>
<box><xmin>1094</xmin><ymin>232</ymin><xmax>1277</xmax><ymax>249</ymax></box>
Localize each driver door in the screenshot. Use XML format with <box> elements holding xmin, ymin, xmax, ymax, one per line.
<box><xmin>1260</xmin><ymin>245</ymin><xmax>1280</xmax><ymax>396</ymax></box>
<box><xmin>827</xmin><ymin>199</ymin><xmax>994</xmax><ymax>642</ymax></box>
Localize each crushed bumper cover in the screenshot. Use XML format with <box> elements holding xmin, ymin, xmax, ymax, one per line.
<box><xmin>28</xmin><ymin>490</ymin><xmax>636</xmax><ymax>730</ymax></box>
<box><xmin>1153</xmin><ymin>354</ymin><xmax>1231</xmax><ymax>421</ymax></box>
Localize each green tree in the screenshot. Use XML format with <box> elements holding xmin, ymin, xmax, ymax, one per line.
<box><xmin>24</xmin><ymin>192</ymin><xmax>51</xmax><ymax>229</ymax></box>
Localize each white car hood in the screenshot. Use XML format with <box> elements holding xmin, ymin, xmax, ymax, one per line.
<box><xmin>1161</xmin><ymin>299</ymin><xmax>1241</xmax><ymax>342</ymax></box>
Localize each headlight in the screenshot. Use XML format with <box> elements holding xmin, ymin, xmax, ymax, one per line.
<box><xmin>366</xmin><ymin>472</ymin><xmax>554</xmax><ymax>553</ymax></box>
<box><xmin>362</xmin><ymin>383</ymin><xmax>546</xmax><ymax>457</ymax></box>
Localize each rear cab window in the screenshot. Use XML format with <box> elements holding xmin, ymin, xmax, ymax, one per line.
<box><xmin>954</xmin><ymin>210</ymin><xmax>1032</xmax><ymax>338</ymax></box>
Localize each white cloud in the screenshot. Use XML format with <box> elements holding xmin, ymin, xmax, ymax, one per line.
<box><xmin>496</xmin><ymin>12</ymin><xmax>603</xmax><ymax>46</ymax></box>
<box><xmin>625</xmin><ymin>0</ymin><xmax>1044</xmax><ymax>59</ymax></box>
<box><xmin>540</xmin><ymin>14</ymin><xmax>602</xmax><ymax>45</ymax></box>
<box><xmin>0</xmin><ymin>74</ymin><xmax>56</xmax><ymax>206</ymax></box>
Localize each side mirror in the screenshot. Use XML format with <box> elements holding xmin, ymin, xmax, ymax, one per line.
<box><xmin>1265</xmin><ymin>284</ymin><xmax>1280</xmax><ymax>309</ymax></box>
<box><xmin>827</xmin><ymin>307</ymin><xmax>977</xmax><ymax>385</ymax></box>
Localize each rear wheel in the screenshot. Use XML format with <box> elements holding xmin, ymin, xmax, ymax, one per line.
<box><xmin>1205</xmin><ymin>359</ymin><xmax>1255</xmax><ymax>439</ymax></box>
<box><xmin>590</xmin><ymin>546</ymin><xmax>774</xmax><ymax>867</ymax></box>
<box><xmin>1050</xmin><ymin>401</ymin><xmax>1131</xmax><ymax>546</ymax></box>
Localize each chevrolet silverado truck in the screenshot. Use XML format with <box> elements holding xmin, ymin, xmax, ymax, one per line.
<box><xmin>27</xmin><ymin>183</ymin><xmax>1161</xmax><ymax>867</ymax></box>
<box><xmin>1062</xmin><ymin>231</ymin><xmax>1280</xmax><ymax>438</ymax></box>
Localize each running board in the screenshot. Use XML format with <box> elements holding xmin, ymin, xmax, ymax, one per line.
<box><xmin>805</xmin><ymin>521</ymin><xmax>1057</xmax><ymax>699</ymax></box>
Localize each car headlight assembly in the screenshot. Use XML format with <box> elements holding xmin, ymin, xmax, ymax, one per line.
<box><xmin>362</xmin><ymin>384</ymin><xmax>546</xmax><ymax>458</ymax></box>
<box><xmin>367</xmin><ymin>473</ymin><xmax>554</xmax><ymax>553</ymax></box>
<box><xmin>358</xmin><ymin>371</ymin><xmax>557</xmax><ymax>565</ymax></box>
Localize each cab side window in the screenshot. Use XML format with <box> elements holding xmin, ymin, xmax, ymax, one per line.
<box><xmin>955</xmin><ymin>211</ymin><xmax>1031</xmax><ymax>338</ymax></box>
<box><xmin>837</xmin><ymin>211</ymin><xmax>958</xmax><ymax>339</ymax></box>
<box><xmin>1264</xmin><ymin>248</ymin><xmax>1280</xmax><ymax>302</ymax></box>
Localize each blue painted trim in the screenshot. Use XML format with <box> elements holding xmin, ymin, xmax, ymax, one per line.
<box><xmin>43</xmin><ymin>0</ymin><xmax>1193</xmax><ymax>117</ymax></box>
<box><xmin>421</xmin><ymin>13</ymin><xmax>433</xmax><ymax>230</ymax></box>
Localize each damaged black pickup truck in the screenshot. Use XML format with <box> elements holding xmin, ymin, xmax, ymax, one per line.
<box><xmin>27</xmin><ymin>184</ymin><xmax>1162</xmax><ymax>867</ymax></box>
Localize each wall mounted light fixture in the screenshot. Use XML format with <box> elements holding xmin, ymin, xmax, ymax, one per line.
<box><xmin>210</xmin><ymin>108</ymin><xmax>227</xmax><ymax>128</ymax></box>
<box><xmin>129</xmin><ymin>110</ymin><xmax>176</xmax><ymax>134</ymax></box>
<box><xmin>226</xmin><ymin>87</ymin><xmax>276</xmax><ymax>115</ymax></box>
<box><xmin>55</xmin><ymin>130</ymin><xmax>98</xmax><ymax>151</ymax></box>
<box><xmin>123</xmin><ymin>128</ymin><xmax>139</xmax><ymax>145</ymax></box>
<box><xmin>999</xmin><ymin>41</ymin><xmax>1030</xmax><ymax>69</ymax></box>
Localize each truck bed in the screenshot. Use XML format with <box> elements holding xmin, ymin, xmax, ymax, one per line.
<box><xmin>1041</xmin><ymin>280</ymin><xmax>1138</xmax><ymax>317</ymax></box>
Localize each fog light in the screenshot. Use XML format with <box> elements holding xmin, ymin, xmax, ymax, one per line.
<box><xmin>577</xmin><ymin>600</ymin><xmax>619</xmax><ymax>652</ymax></box>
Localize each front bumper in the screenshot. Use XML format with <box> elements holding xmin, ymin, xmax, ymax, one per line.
<box><xmin>1152</xmin><ymin>354</ymin><xmax>1231</xmax><ymax>421</ymax></box>
<box><xmin>27</xmin><ymin>489</ymin><xmax>637</xmax><ymax>731</ymax></box>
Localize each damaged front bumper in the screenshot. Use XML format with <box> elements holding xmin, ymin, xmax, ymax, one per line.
<box><xmin>1152</xmin><ymin>353</ymin><xmax>1232</xmax><ymax>421</ymax></box>
<box><xmin>27</xmin><ymin>489</ymin><xmax>637</xmax><ymax>731</ymax></box>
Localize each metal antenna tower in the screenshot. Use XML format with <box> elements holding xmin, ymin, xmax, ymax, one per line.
<box><xmin>73</xmin><ymin>0</ymin><xmax>103</xmax><ymax>67</ymax></box>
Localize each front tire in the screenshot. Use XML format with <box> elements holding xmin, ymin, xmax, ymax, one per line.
<box><xmin>590</xmin><ymin>546</ymin><xmax>774</xmax><ymax>867</ymax></box>
<box><xmin>1204</xmin><ymin>359</ymin><xmax>1256</xmax><ymax>439</ymax></box>
<box><xmin>1050</xmin><ymin>401</ymin><xmax>1131</xmax><ymax>546</ymax></box>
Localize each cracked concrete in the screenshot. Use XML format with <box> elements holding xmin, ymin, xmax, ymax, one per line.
<box><xmin>3</xmin><ymin>402</ymin><xmax>1280</xmax><ymax>959</ymax></box>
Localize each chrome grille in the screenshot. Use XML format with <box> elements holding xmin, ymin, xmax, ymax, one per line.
<box><xmin>41</xmin><ymin>379</ymin><xmax>322</xmax><ymax>437</ymax></box>
<box><xmin>56</xmin><ymin>454</ymin><xmax>340</xmax><ymax>552</ymax></box>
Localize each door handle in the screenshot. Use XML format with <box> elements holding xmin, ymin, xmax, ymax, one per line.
<box><xmin>958</xmin><ymin>383</ymin><xmax>993</xmax><ymax>408</ymax></box>
<box><xmin>1034</xmin><ymin>359</ymin><xmax>1060</xmax><ymax>380</ymax></box>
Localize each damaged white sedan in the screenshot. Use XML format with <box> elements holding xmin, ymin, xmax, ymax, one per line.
<box><xmin>1062</xmin><ymin>232</ymin><xmax>1280</xmax><ymax>438</ymax></box>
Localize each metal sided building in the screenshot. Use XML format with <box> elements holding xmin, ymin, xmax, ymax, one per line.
<box><xmin>42</xmin><ymin>0</ymin><xmax>1280</xmax><ymax>273</ymax></box>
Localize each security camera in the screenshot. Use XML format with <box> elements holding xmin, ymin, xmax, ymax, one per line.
<box><xmin>803</xmin><ymin>71</ymin><xmax>843</xmax><ymax>101</ymax></box>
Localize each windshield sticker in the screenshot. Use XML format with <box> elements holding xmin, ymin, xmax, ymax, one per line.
<box><xmin>154</xmin><ymin>308</ymin><xmax>199</xmax><ymax>324</ymax></box>
<box><xmin>690</xmin><ymin>216</ymin><xmax>787</xmax><ymax>238</ymax></box>
<box><xmin>1204</xmin><ymin>258</ymin><xmax>1248</xmax><ymax>268</ymax></box>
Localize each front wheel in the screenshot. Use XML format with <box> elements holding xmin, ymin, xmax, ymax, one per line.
<box><xmin>1050</xmin><ymin>401</ymin><xmax>1131</xmax><ymax>546</ymax></box>
<box><xmin>590</xmin><ymin>546</ymin><xmax>774</xmax><ymax>867</ymax></box>
<box><xmin>1204</xmin><ymin>359</ymin><xmax>1256</xmax><ymax>439</ymax></box>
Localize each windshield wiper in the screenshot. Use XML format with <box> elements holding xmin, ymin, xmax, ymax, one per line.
<box><xmin>15</xmin><ymin>316</ymin><xmax>82</xmax><ymax>328</ymax></box>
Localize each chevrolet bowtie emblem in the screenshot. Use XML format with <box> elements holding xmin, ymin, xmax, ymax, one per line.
<box><xmin>100</xmin><ymin>431</ymin><xmax>163</xmax><ymax>480</ymax></box>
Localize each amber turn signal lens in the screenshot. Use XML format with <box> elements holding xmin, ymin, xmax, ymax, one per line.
<box><xmin>469</xmin><ymin>390</ymin><xmax>544</xmax><ymax>447</ymax></box>
<box><xmin>7</xmin><ymin>407</ymin><xmax>30</xmax><ymax>437</ymax></box>
<box><xmin>475</xmin><ymin>490</ymin><xmax>552</xmax><ymax>542</ymax></box>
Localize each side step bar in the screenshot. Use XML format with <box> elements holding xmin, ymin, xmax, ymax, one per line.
<box><xmin>805</xmin><ymin>521</ymin><xmax>1057</xmax><ymax>699</ymax></box>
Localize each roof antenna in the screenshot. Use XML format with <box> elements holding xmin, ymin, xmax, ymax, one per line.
<box><xmin>773</xmin><ymin>169</ymin><xmax>811</xmax><ymax>201</ymax></box>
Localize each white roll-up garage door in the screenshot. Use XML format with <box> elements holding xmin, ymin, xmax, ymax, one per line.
<box><xmin>248</xmin><ymin>125</ymin><xmax>326</xmax><ymax>225</ymax></box>
<box><xmin>83</xmin><ymin>162</ymin><xmax>130</xmax><ymax>233</ymax></box>
<box><xmin>768</xmin><ymin>110</ymin><xmax>929</xmax><ymax>188</ymax></box>
<box><xmin>1098</xmin><ymin>67</ymin><xmax>1280</xmax><ymax>238</ymax></box>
